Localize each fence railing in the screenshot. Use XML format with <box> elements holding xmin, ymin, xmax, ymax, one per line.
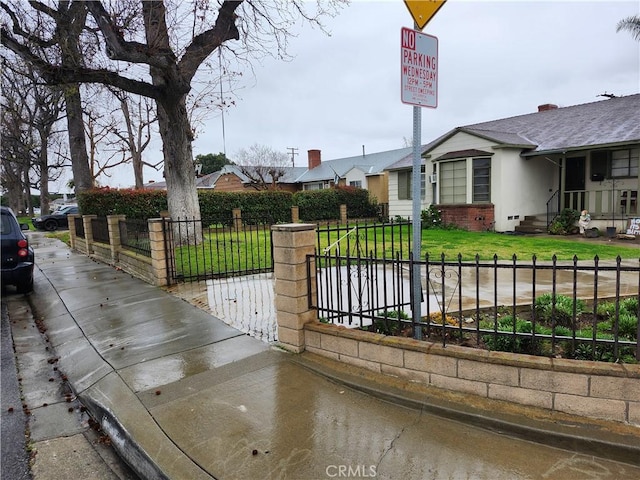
<box><xmin>91</xmin><ymin>217</ymin><xmax>110</xmax><ymax>244</ymax></box>
<box><xmin>167</xmin><ymin>215</ymin><xmax>274</xmax><ymax>282</ymax></box>
<box><xmin>119</xmin><ymin>219</ymin><xmax>151</xmax><ymax>257</ymax></box>
<box><xmin>316</xmin><ymin>219</ymin><xmax>412</xmax><ymax>260</ymax></box>
<box><xmin>309</xmin><ymin>252</ymin><xmax>640</xmax><ymax>363</ymax></box>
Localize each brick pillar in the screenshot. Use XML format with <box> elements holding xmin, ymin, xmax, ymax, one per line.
<box><xmin>291</xmin><ymin>206</ymin><xmax>299</xmax><ymax>223</ymax></box>
<box><xmin>340</xmin><ymin>204</ymin><xmax>347</xmax><ymax>224</ymax></box>
<box><xmin>68</xmin><ymin>214</ymin><xmax>79</xmax><ymax>250</ymax></box>
<box><xmin>149</xmin><ymin>218</ymin><xmax>173</xmax><ymax>287</ymax></box>
<box><xmin>272</xmin><ymin>223</ymin><xmax>317</xmax><ymax>353</ymax></box>
<box><xmin>107</xmin><ymin>215</ymin><xmax>126</xmax><ymax>263</ymax></box>
<box><xmin>82</xmin><ymin>215</ymin><xmax>97</xmax><ymax>254</ymax></box>
<box><xmin>232</xmin><ymin>208</ymin><xmax>242</xmax><ymax>230</ymax></box>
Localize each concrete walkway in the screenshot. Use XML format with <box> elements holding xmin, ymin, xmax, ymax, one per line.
<box><xmin>26</xmin><ymin>235</ymin><xmax>640</xmax><ymax>480</ymax></box>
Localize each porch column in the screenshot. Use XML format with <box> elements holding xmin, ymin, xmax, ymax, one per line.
<box><xmin>272</xmin><ymin>223</ymin><xmax>317</xmax><ymax>353</ymax></box>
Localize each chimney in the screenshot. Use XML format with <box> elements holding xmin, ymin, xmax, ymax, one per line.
<box><xmin>308</xmin><ymin>149</ymin><xmax>321</xmax><ymax>169</ymax></box>
<box><xmin>538</xmin><ymin>104</ymin><xmax>558</xmax><ymax>112</ymax></box>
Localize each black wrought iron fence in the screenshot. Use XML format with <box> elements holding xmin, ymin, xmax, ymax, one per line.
<box><xmin>308</xmin><ymin>252</ymin><xmax>640</xmax><ymax>363</ymax></box>
<box><xmin>91</xmin><ymin>217</ymin><xmax>110</xmax><ymax>244</ymax></box>
<box><xmin>167</xmin><ymin>215</ymin><xmax>274</xmax><ymax>282</ymax></box>
<box><xmin>316</xmin><ymin>219</ymin><xmax>412</xmax><ymax>259</ymax></box>
<box><xmin>119</xmin><ymin>219</ymin><xmax>151</xmax><ymax>257</ymax></box>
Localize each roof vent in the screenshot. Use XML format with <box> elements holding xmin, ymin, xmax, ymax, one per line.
<box><xmin>538</xmin><ymin>104</ymin><xmax>558</xmax><ymax>112</ymax></box>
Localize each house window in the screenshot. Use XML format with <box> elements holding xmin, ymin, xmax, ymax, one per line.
<box><xmin>303</xmin><ymin>182</ymin><xmax>325</xmax><ymax>191</ymax></box>
<box><xmin>473</xmin><ymin>158</ymin><xmax>491</xmax><ymax>202</ymax></box>
<box><xmin>349</xmin><ymin>180</ymin><xmax>362</xmax><ymax>188</ymax></box>
<box><xmin>611</xmin><ymin>149</ymin><xmax>639</xmax><ymax>178</ymax></box>
<box><xmin>397</xmin><ymin>168</ymin><xmax>425</xmax><ymax>200</ymax></box>
<box><xmin>439</xmin><ymin>160</ymin><xmax>466</xmax><ymax>204</ymax></box>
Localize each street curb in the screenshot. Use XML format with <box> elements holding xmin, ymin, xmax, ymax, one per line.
<box><xmin>293</xmin><ymin>352</ymin><xmax>640</xmax><ymax>468</ymax></box>
<box><xmin>29</xmin><ymin>263</ymin><xmax>211</xmax><ymax>480</ymax></box>
<box><xmin>80</xmin><ymin>394</ymin><xmax>169</xmax><ymax>480</ymax></box>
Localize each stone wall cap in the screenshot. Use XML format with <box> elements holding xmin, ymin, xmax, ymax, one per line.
<box><xmin>272</xmin><ymin>223</ymin><xmax>316</xmax><ymax>232</ymax></box>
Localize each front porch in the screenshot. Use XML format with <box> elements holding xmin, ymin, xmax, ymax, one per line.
<box><xmin>564</xmin><ymin>188</ymin><xmax>638</xmax><ymax>218</ymax></box>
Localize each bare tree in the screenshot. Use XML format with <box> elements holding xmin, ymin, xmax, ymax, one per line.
<box><xmin>236</xmin><ymin>143</ymin><xmax>290</xmax><ymax>190</ymax></box>
<box><xmin>1</xmin><ymin>0</ymin><xmax>344</xmax><ymax>241</ymax></box>
<box><xmin>108</xmin><ymin>89</ymin><xmax>160</xmax><ymax>189</ymax></box>
<box><xmin>1</xmin><ymin>57</ymin><xmax>66</xmax><ymax>214</ymax></box>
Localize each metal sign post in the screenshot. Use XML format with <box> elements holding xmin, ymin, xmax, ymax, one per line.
<box><xmin>401</xmin><ymin>5</ymin><xmax>444</xmax><ymax>338</ymax></box>
<box><xmin>411</xmin><ymin>97</ymin><xmax>423</xmax><ymax>339</ymax></box>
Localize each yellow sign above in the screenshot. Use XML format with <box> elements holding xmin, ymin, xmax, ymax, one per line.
<box><xmin>404</xmin><ymin>0</ymin><xmax>447</xmax><ymax>30</ymax></box>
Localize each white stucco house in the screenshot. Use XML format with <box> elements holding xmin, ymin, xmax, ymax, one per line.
<box><xmin>386</xmin><ymin>94</ymin><xmax>640</xmax><ymax>233</ymax></box>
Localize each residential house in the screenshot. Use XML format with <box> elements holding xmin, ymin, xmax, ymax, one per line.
<box><xmin>295</xmin><ymin>147</ymin><xmax>418</xmax><ymax>212</ymax></box>
<box><xmin>386</xmin><ymin>94</ymin><xmax>640</xmax><ymax>233</ymax></box>
<box><xmin>143</xmin><ymin>148</ymin><xmax>416</xmax><ymax>215</ymax></box>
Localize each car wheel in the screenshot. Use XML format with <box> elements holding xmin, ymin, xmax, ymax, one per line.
<box><xmin>44</xmin><ymin>219</ymin><xmax>58</xmax><ymax>231</ymax></box>
<box><xmin>16</xmin><ymin>275</ymin><xmax>33</xmax><ymax>294</ymax></box>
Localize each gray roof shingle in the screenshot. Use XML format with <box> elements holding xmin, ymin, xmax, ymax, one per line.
<box><xmin>386</xmin><ymin>94</ymin><xmax>640</xmax><ymax>170</ymax></box>
<box><xmin>463</xmin><ymin>94</ymin><xmax>640</xmax><ymax>154</ymax></box>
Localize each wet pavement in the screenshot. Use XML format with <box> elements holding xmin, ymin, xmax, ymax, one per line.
<box><xmin>23</xmin><ymin>234</ymin><xmax>640</xmax><ymax>479</ymax></box>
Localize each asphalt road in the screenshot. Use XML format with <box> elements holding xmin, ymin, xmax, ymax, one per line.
<box><xmin>1</xmin><ymin>289</ymin><xmax>138</xmax><ymax>480</ymax></box>
<box><xmin>1</xmin><ymin>300</ymin><xmax>31</xmax><ymax>480</ymax></box>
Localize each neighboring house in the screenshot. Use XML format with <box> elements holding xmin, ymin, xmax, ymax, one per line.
<box><xmin>143</xmin><ymin>164</ymin><xmax>307</xmax><ymax>192</ymax></box>
<box><xmin>295</xmin><ymin>147</ymin><xmax>418</xmax><ymax>208</ymax></box>
<box><xmin>386</xmin><ymin>94</ymin><xmax>640</xmax><ymax>232</ymax></box>
<box><xmin>143</xmin><ymin>148</ymin><xmax>414</xmax><ymax>211</ymax></box>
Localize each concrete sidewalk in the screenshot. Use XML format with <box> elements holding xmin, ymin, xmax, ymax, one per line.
<box><xmin>27</xmin><ymin>235</ymin><xmax>640</xmax><ymax>480</ymax></box>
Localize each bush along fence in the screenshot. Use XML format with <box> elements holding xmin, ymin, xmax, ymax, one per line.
<box><xmin>66</xmin><ymin>204</ymin><xmax>358</xmax><ymax>286</ymax></box>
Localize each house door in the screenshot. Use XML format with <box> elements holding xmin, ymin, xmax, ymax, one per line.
<box><xmin>564</xmin><ymin>157</ymin><xmax>585</xmax><ymax>210</ymax></box>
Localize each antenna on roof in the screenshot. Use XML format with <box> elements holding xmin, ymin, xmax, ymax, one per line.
<box><xmin>597</xmin><ymin>92</ymin><xmax>617</xmax><ymax>99</ymax></box>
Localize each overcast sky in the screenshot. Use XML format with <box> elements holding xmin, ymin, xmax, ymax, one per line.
<box><xmin>81</xmin><ymin>0</ymin><xmax>640</xmax><ymax>189</ymax></box>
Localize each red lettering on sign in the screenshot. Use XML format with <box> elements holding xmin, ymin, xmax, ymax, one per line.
<box><xmin>402</xmin><ymin>29</ymin><xmax>415</xmax><ymax>50</ymax></box>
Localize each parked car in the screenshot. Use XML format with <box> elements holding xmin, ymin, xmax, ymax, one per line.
<box><xmin>1</xmin><ymin>206</ymin><xmax>34</xmax><ymax>293</ymax></box>
<box><xmin>32</xmin><ymin>204</ymin><xmax>79</xmax><ymax>231</ymax></box>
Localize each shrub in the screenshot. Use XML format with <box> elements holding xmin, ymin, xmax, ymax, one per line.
<box><xmin>616</xmin><ymin>313</ymin><xmax>638</xmax><ymax>340</ymax></box>
<box><xmin>421</xmin><ymin>205</ymin><xmax>442</xmax><ymax>229</ymax></box>
<box><xmin>293</xmin><ymin>186</ymin><xmax>378</xmax><ymax>222</ymax></box>
<box><xmin>596</xmin><ymin>301</ymin><xmax>617</xmax><ymax>318</ymax></box>
<box><xmin>78</xmin><ymin>187</ymin><xmax>168</xmax><ymax>219</ymax></box>
<box><xmin>547</xmin><ymin>208</ymin><xmax>580</xmax><ymax>235</ymax></box>
<box><xmin>372</xmin><ymin>310</ymin><xmax>410</xmax><ymax>336</ymax></box>
<box><xmin>621</xmin><ymin>297</ymin><xmax>639</xmax><ymax>316</ymax></box>
<box><xmin>533</xmin><ymin>293</ymin><xmax>585</xmax><ymax>328</ymax></box>
<box><xmin>480</xmin><ymin>316</ymin><xmax>546</xmax><ymax>355</ymax></box>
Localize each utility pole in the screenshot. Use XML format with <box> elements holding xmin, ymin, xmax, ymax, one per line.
<box><xmin>287</xmin><ymin>147</ymin><xmax>299</xmax><ymax>167</ymax></box>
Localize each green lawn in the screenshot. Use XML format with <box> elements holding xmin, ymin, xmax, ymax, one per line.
<box><xmin>421</xmin><ymin>229</ymin><xmax>639</xmax><ymax>261</ymax></box>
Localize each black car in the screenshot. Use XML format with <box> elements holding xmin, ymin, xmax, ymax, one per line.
<box><xmin>1</xmin><ymin>206</ymin><xmax>34</xmax><ymax>293</ymax></box>
<box><xmin>32</xmin><ymin>204</ymin><xmax>79</xmax><ymax>231</ymax></box>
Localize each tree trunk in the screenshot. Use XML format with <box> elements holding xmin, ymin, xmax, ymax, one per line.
<box><xmin>157</xmin><ymin>96</ymin><xmax>202</xmax><ymax>243</ymax></box>
<box><xmin>65</xmin><ymin>85</ymin><xmax>93</xmax><ymax>193</ymax></box>
<box><xmin>133</xmin><ymin>150</ymin><xmax>144</xmax><ymax>189</ymax></box>
<box><xmin>39</xmin><ymin>143</ymin><xmax>51</xmax><ymax>215</ymax></box>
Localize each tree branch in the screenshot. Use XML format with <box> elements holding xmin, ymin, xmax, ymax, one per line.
<box><xmin>1</xmin><ymin>28</ymin><xmax>161</xmax><ymax>99</ymax></box>
<box><xmin>179</xmin><ymin>0</ymin><xmax>242</xmax><ymax>83</ymax></box>
<box><xmin>84</xmin><ymin>1</ymin><xmax>173</xmax><ymax>69</ymax></box>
